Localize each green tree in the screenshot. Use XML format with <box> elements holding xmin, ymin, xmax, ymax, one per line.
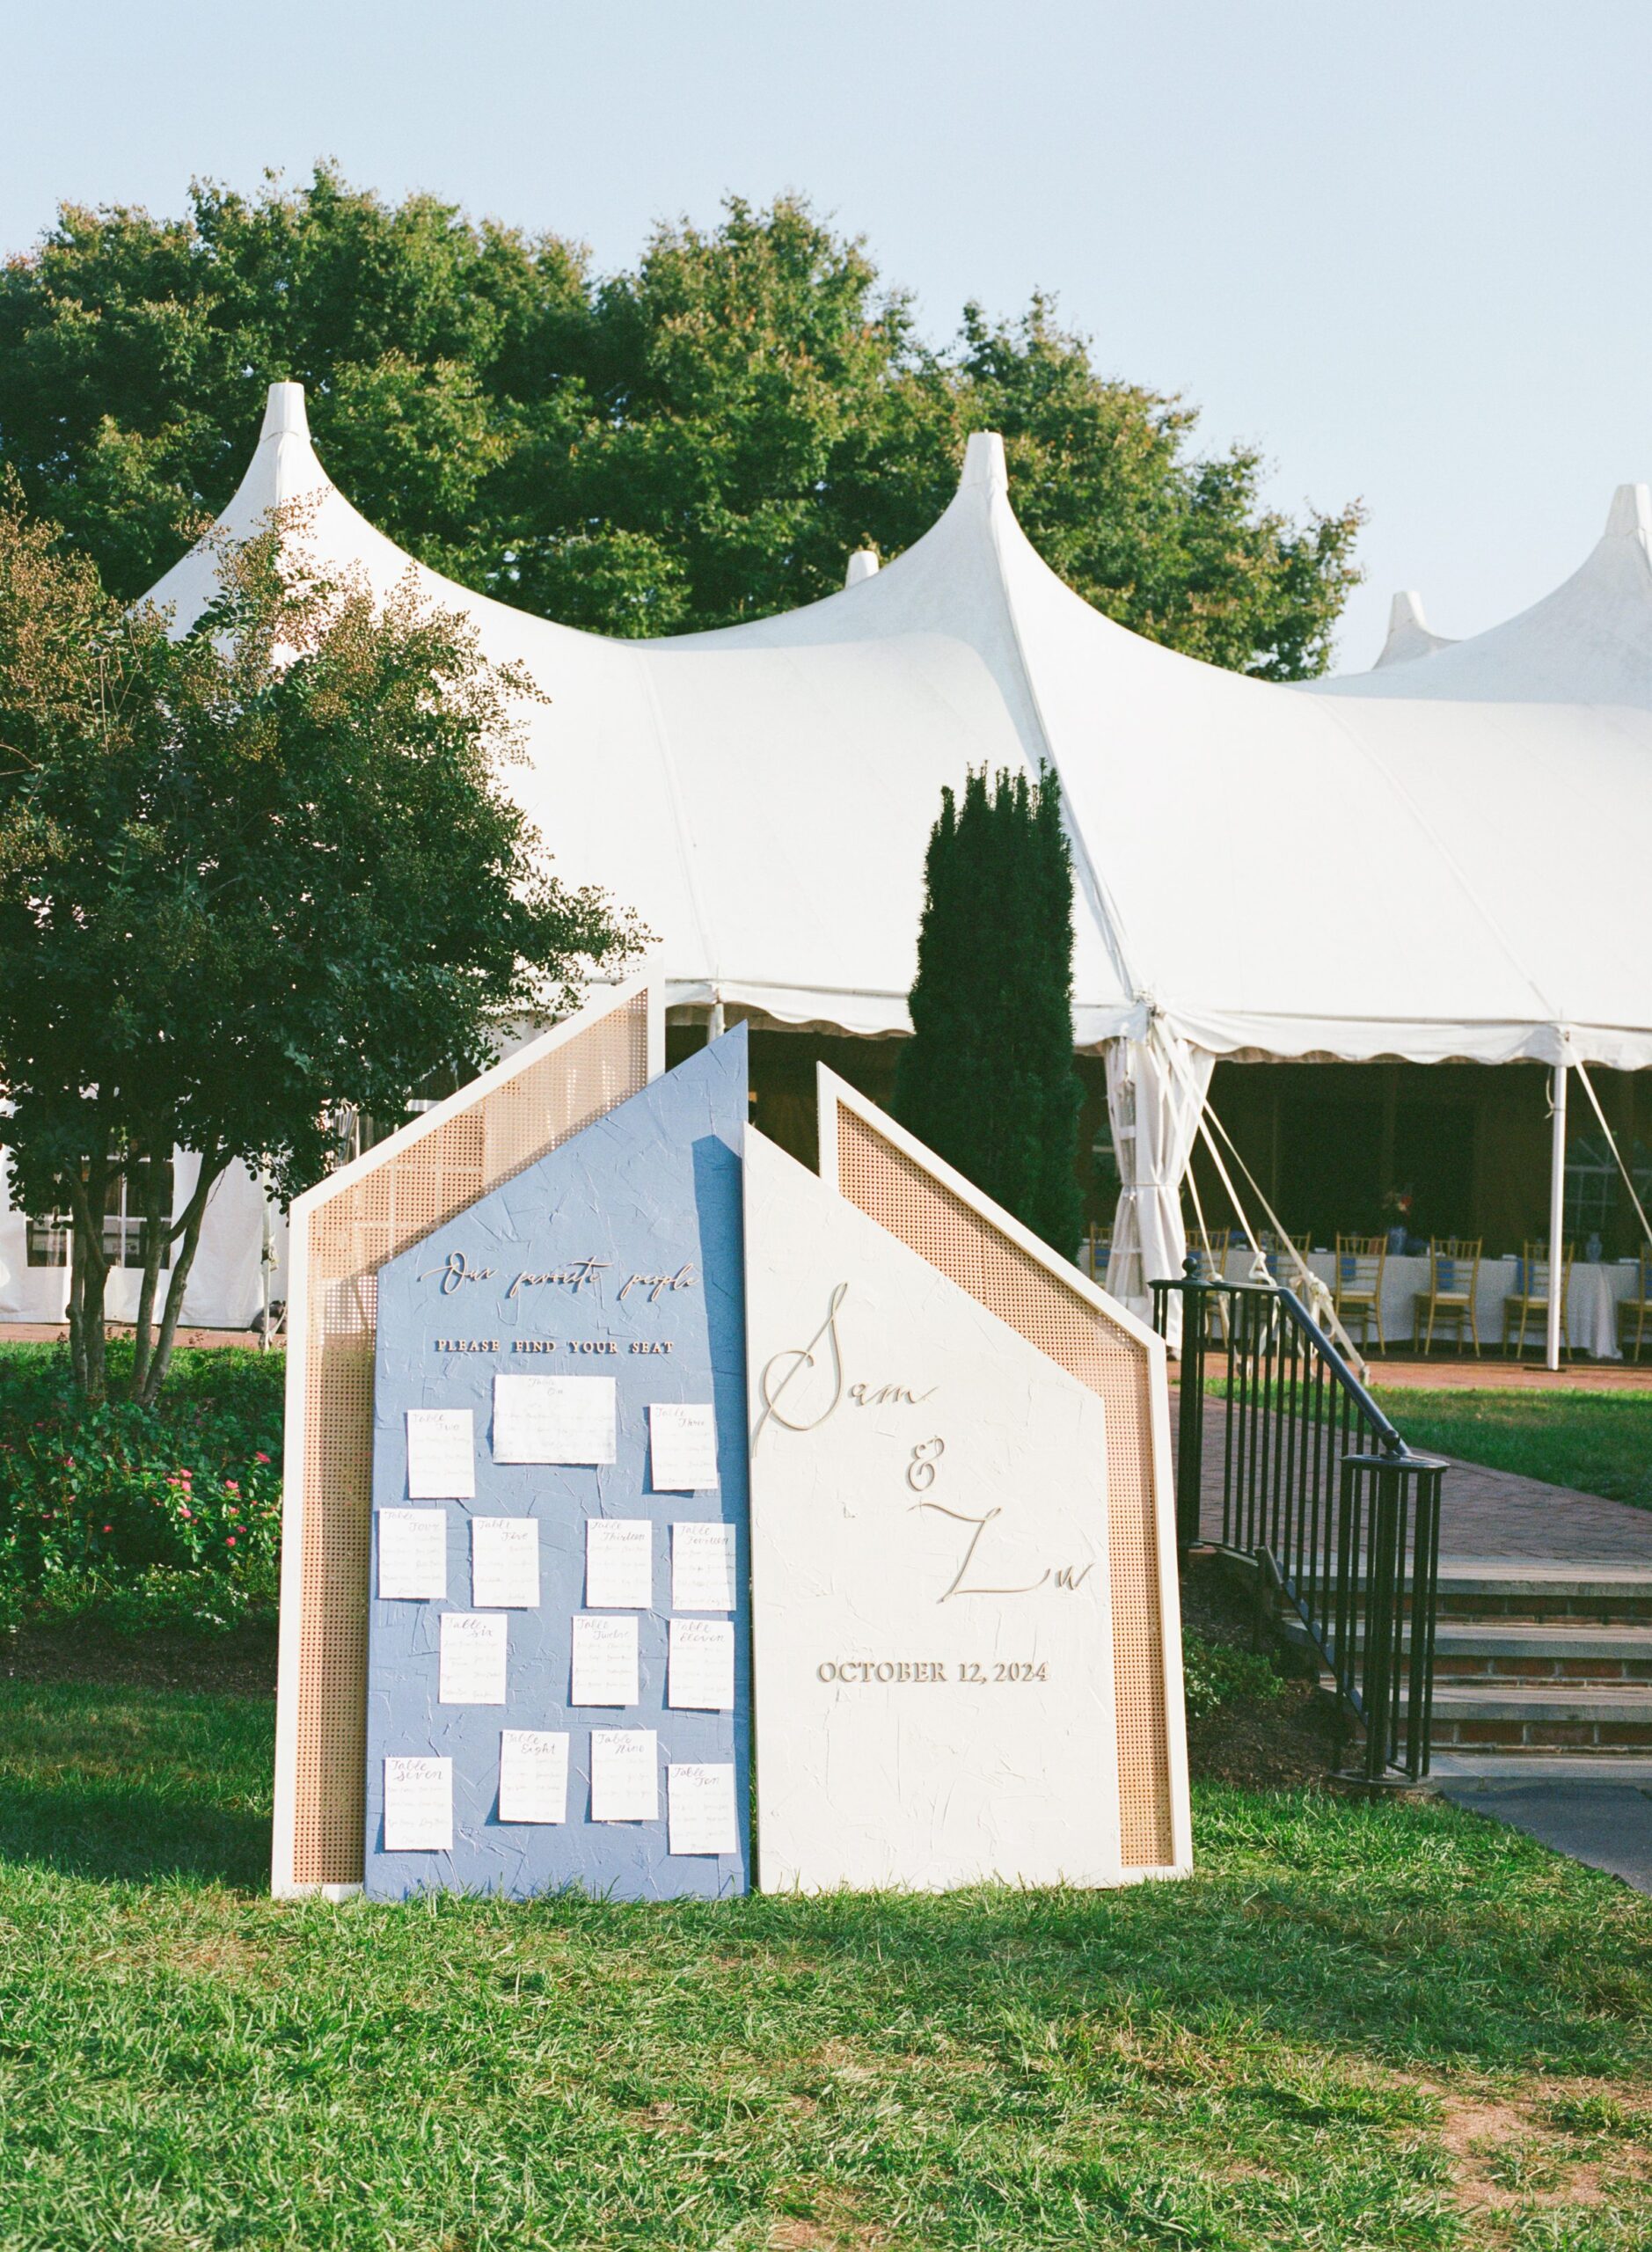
<box><xmin>0</xmin><ymin>171</ymin><xmax>1360</xmax><ymax>674</ymax></box>
<box><xmin>894</xmin><ymin>765</ymin><xmax>1085</xmax><ymax>1255</ymax></box>
<box><xmin>0</xmin><ymin>480</ymin><xmax>639</xmax><ymax>1405</ymax></box>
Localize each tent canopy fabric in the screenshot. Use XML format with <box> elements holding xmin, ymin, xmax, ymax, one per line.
<box><xmin>143</xmin><ymin>383</ymin><xmax>1652</xmax><ymax>1073</ymax></box>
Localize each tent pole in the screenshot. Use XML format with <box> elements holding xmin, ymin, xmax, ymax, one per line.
<box><xmin>1546</xmin><ymin>1060</ymin><xmax>1568</xmax><ymax>1372</ymax></box>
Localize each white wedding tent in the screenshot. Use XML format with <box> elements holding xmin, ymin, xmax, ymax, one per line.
<box><xmin>4</xmin><ymin>381</ymin><xmax>1650</xmax><ymax>1347</ymax></box>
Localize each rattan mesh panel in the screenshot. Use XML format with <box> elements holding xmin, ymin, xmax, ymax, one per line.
<box><xmin>834</xmin><ymin>1105</ymin><xmax>1174</xmax><ymax>1870</ymax></box>
<box><xmin>291</xmin><ymin>995</ymin><xmax>651</xmax><ymax>1886</ymax></box>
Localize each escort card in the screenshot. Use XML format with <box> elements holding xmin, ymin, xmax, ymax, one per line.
<box><xmin>471</xmin><ymin>1516</ymin><xmax>540</xmax><ymax>1609</ymax></box>
<box><xmin>498</xmin><ymin>1730</ymin><xmax>570</xmax><ymax>1824</ymax></box>
<box><xmin>376</xmin><ymin>1508</ymin><xmax>448</xmax><ymax>1601</ymax></box>
<box><xmin>439</xmin><ymin>1612</ymin><xmax>508</xmax><ymax>1705</ymax></box>
<box><xmin>671</xmin><ymin>1521</ymin><xmax>737</xmax><ymax>1612</ymax></box>
<box><xmin>648</xmin><ymin>1401</ymin><xmax>720</xmax><ymax>1490</ymax></box>
<box><xmin>668</xmin><ymin>1616</ymin><xmax>735</xmax><ymax>1711</ymax></box>
<box><xmin>493</xmin><ymin>1374</ymin><xmax>617</xmax><ymax>1465</ymax></box>
<box><xmin>590</xmin><ymin>1729</ymin><xmax>659</xmax><ymax>1822</ymax></box>
<box><xmin>668</xmin><ymin>1763</ymin><xmax>738</xmax><ymax>1855</ymax></box>
<box><xmin>405</xmin><ymin>1408</ymin><xmax>475</xmax><ymax>1499</ymax></box>
<box><xmin>570</xmin><ymin>1612</ymin><xmax>640</xmax><ymax>1706</ymax></box>
<box><xmin>383</xmin><ymin>1756</ymin><xmax>452</xmax><ymax>1851</ymax></box>
<box><xmin>585</xmin><ymin>1518</ymin><xmax>653</xmax><ymax>1609</ymax></box>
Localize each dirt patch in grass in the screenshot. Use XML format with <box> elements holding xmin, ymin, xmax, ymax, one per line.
<box><xmin>1</xmin><ymin>1621</ymin><xmax>277</xmax><ymax>1697</ymax></box>
<box><xmin>1181</xmin><ymin>1556</ymin><xmax>1346</xmax><ymax>1790</ymax></box>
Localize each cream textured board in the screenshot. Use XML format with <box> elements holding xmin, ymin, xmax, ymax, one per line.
<box><xmin>744</xmin><ymin>1130</ymin><xmax>1120</xmax><ymax>1891</ymax></box>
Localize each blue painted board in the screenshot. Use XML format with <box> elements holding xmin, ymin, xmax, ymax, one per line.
<box><xmin>362</xmin><ymin>1028</ymin><xmax>749</xmax><ymax>1900</ymax></box>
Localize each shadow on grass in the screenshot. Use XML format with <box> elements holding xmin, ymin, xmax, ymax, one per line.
<box><xmin>0</xmin><ymin>1679</ymin><xmax>274</xmax><ymax>1890</ymax></box>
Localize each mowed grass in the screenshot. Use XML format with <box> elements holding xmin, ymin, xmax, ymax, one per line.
<box><xmin>1371</xmin><ymin>1386</ymin><xmax>1652</xmax><ymax>1512</ymax></box>
<box><xmin>0</xmin><ymin>1686</ymin><xmax>1648</xmax><ymax>2248</ymax></box>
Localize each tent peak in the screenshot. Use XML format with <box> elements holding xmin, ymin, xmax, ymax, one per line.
<box><xmin>1372</xmin><ymin>588</ymin><xmax>1456</xmax><ymax>670</ymax></box>
<box><xmin>259</xmin><ymin>380</ymin><xmax>311</xmax><ymax>444</ymax></box>
<box><xmin>960</xmin><ymin>430</ymin><xmax>1008</xmax><ymax>495</ymax></box>
<box><xmin>844</xmin><ymin>548</ymin><xmax>880</xmax><ymax>587</ymax></box>
<box><xmin>1604</xmin><ymin>482</ymin><xmax>1652</xmax><ymax>542</ymax></box>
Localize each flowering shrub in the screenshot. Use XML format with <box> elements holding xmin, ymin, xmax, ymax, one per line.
<box><xmin>0</xmin><ymin>1344</ymin><xmax>282</xmax><ymax>1635</ymax></box>
<box><xmin>1181</xmin><ymin>1627</ymin><xmax>1284</xmax><ymax>1721</ymax></box>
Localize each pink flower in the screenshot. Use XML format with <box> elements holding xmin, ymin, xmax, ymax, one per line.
<box><xmin>225</xmin><ymin>1536</ymin><xmax>236</xmax><ymax>1547</ymax></box>
<box><xmin>224</xmin><ymin>1481</ymin><xmax>239</xmax><ymax>1494</ymax></box>
<box><xmin>102</xmin><ymin>1524</ymin><xmax>113</xmax><ymax>1533</ymax></box>
<box><xmin>255</xmin><ymin>1452</ymin><xmax>270</xmax><ymax>1465</ymax></box>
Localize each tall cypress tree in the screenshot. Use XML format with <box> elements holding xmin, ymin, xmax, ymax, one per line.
<box><xmin>895</xmin><ymin>763</ymin><xmax>1085</xmax><ymax>1255</ymax></box>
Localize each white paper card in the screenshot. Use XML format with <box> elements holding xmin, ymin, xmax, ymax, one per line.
<box><xmin>570</xmin><ymin>1612</ymin><xmax>640</xmax><ymax>1706</ymax></box>
<box><xmin>493</xmin><ymin>1374</ymin><xmax>616</xmax><ymax>1465</ymax></box>
<box><xmin>649</xmin><ymin>1400</ymin><xmax>720</xmax><ymax>1489</ymax></box>
<box><xmin>668</xmin><ymin>1616</ymin><xmax>735</xmax><ymax>1711</ymax></box>
<box><xmin>405</xmin><ymin>1408</ymin><xmax>475</xmax><ymax>1499</ymax></box>
<box><xmin>439</xmin><ymin>1611</ymin><xmax>508</xmax><ymax>1705</ymax></box>
<box><xmin>498</xmin><ymin>1730</ymin><xmax>569</xmax><ymax>1824</ymax></box>
<box><xmin>376</xmin><ymin>1509</ymin><xmax>448</xmax><ymax>1601</ymax></box>
<box><xmin>590</xmin><ymin>1729</ymin><xmax>659</xmax><ymax>1821</ymax></box>
<box><xmin>585</xmin><ymin>1518</ymin><xmax>654</xmax><ymax>1609</ymax></box>
<box><xmin>668</xmin><ymin>1762</ymin><xmax>739</xmax><ymax>1855</ymax></box>
<box><xmin>671</xmin><ymin>1521</ymin><xmax>737</xmax><ymax>1612</ymax></box>
<box><xmin>471</xmin><ymin>1516</ymin><xmax>540</xmax><ymax>1609</ymax></box>
<box><xmin>383</xmin><ymin>1756</ymin><xmax>452</xmax><ymax>1851</ymax></box>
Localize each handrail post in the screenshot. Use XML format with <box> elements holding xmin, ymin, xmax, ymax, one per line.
<box><xmin>1357</xmin><ymin>1451</ymin><xmax>1404</xmax><ymax>1783</ymax></box>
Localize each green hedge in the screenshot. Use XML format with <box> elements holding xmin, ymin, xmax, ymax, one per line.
<box><xmin>0</xmin><ymin>1344</ymin><xmax>284</xmax><ymax>1634</ymax></box>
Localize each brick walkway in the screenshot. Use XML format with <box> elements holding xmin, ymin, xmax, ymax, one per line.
<box><xmin>1175</xmin><ymin>1396</ymin><xmax>1652</xmax><ymax>1565</ymax></box>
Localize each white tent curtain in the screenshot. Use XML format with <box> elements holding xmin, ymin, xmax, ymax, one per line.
<box><xmin>1103</xmin><ymin>1022</ymin><xmax>1215</xmax><ymax>1349</ymax></box>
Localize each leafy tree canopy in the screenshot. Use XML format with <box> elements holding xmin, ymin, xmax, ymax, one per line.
<box><xmin>0</xmin><ymin>169</ymin><xmax>1361</xmax><ymax>676</ymax></box>
<box><xmin>0</xmin><ymin>479</ymin><xmax>638</xmax><ymax>1403</ymax></box>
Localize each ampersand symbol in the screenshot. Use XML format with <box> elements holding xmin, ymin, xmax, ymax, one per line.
<box><xmin>906</xmin><ymin>1436</ymin><xmax>945</xmax><ymax>1493</ymax></box>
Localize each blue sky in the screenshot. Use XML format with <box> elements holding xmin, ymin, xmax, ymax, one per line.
<box><xmin>4</xmin><ymin>0</ymin><xmax>1648</xmax><ymax>667</ymax></box>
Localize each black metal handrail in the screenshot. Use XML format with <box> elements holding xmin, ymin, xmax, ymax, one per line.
<box><xmin>1151</xmin><ymin>1262</ymin><xmax>1445</xmax><ymax>1785</ymax></box>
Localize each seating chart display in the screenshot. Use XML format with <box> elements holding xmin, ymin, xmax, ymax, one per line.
<box><xmin>743</xmin><ymin>1133</ymin><xmax>1128</xmax><ymax>1890</ymax></box>
<box><xmin>362</xmin><ymin>1032</ymin><xmax>749</xmax><ymax>1902</ymax></box>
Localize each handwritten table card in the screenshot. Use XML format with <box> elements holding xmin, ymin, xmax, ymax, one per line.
<box><xmin>668</xmin><ymin>1617</ymin><xmax>735</xmax><ymax>1711</ymax></box>
<box><xmin>498</xmin><ymin>1730</ymin><xmax>570</xmax><ymax>1824</ymax></box>
<box><xmin>383</xmin><ymin>1756</ymin><xmax>452</xmax><ymax>1851</ymax></box>
<box><xmin>590</xmin><ymin>1729</ymin><xmax>659</xmax><ymax>1821</ymax></box>
<box><xmin>570</xmin><ymin>1612</ymin><xmax>640</xmax><ymax>1707</ymax></box>
<box><xmin>471</xmin><ymin>1516</ymin><xmax>540</xmax><ymax>1609</ymax></box>
<box><xmin>648</xmin><ymin>1401</ymin><xmax>720</xmax><ymax>1490</ymax></box>
<box><xmin>585</xmin><ymin>1518</ymin><xmax>654</xmax><ymax>1609</ymax></box>
<box><xmin>438</xmin><ymin>1612</ymin><xmax>508</xmax><ymax>1705</ymax></box>
<box><xmin>493</xmin><ymin>1374</ymin><xmax>617</xmax><ymax>1465</ymax></box>
<box><xmin>671</xmin><ymin>1521</ymin><xmax>737</xmax><ymax>1612</ymax></box>
<box><xmin>405</xmin><ymin>1408</ymin><xmax>475</xmax><ymax>1499</ymax></box>
<box><xmin>668</xmin><ymin>1763</ymin><xmax>738</xmax><ymax>1855</ymax></box>
<box><xmin>376</xmin><ymin>1509</ymin><xmax>448</xmax><ymax>1601</ymax></box>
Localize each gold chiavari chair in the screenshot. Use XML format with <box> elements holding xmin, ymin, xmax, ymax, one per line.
<box><xmin>1334</xmin><ymin>1233</ymin><xmax>1388</xmax><ymax>1350</ymax></box>
<box><xmin>1502</xmin><ymin>1240</ymin><xmax>1575</xmax><ymax>1356</ymax></box>
<box><xmin>1414</xmin><ymin>1238</ymin><xmax>1482</xmax><ymax>1355</ymax></box>
<box><xmin>1618</xmin><ymin>1246</ymin><xmax>1652</xmax><ymax>1363</ymax></box>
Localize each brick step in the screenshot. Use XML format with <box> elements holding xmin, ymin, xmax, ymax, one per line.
<box><xmin>1416</xmin><ymin>1683</ymin><xmax>1652</xmax><ymax>1753</ymax></box>
<box><xmin>1287</xmin><ymin>1563</ymin><xmax>1652</xmax><ymax>1627</ymax></box>
<box><xmin>1290</xmin><ymin>1620</ymin><xmax>1652</xmax><ymax>1684</ymax></box>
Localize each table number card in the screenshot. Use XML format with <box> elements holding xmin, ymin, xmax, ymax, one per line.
<box><xmin>570</xmin><ymin>1612</ymin><xmax>640</xmax><ymax>1707</ymax></box>
<box><xmin>376</xmin><ymin>1509</ymin><xmax>448</xmax><ymax>1601</ymax></box>
<box><xmin>471</xmin><ymin>1516</ymin><xmax>540</xmax><ymax>1609</ymax></box>
<box><xmin>648</xmin><ymin>1401</ymin><xmax>720</xmax><ymax>1491</ymax></box>
<box><xmin>590</xmin><ymin>1729</ymin><xmax>659</xmax><ymax>1822</ymax></box>
<box><xmin>493</xmin><ymin>1374</ymin><xmax>617</xmax><ymax>1466</ymax></box>
<box><xmin>383</xmin><ymin>1756</ymin><xmax>452</xmax><ymax>1851</ymax></box>
<box><xmin>439</xmin><ymin>1612</ymin><xmax>508</xmax><ymax>1705</ymax></box>
<box><xmin>406</xmin><ymin>1408</ymin><xmax>475</xmax><ymax>1499</ymax></box>
<box><xmin>585</xmin><ymin>1518</ymin><xmax>654</xmax><ymax>1609</ymax></box>
<box><xmin>498</xmin><ymin>1731</ymin><xmax>570</xmax><ymax>1824</ymax></box>
<box><xmin>668</xmin><ymin>1617</ymin><xmax>735</xmax><ymax>1711</ymax></box>
<box><xmin>671</xmin><ymin>1521</ymin><xmax>737</xmax><ymax>1612</ymax></box>
<box><xmin>668</xmin><ymin>1763</ymin><xmax>738</xmax><ymax>1855</ymax></box>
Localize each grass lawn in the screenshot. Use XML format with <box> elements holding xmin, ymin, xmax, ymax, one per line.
<box><xmin>0</xmin><ymin>1682</ymin><xmax>1648</xmax><ymax>2248</ymax></box>
<box><xmin>1370</xmin><ymin>1386</ymin><xmax>1652</xmax><ymax>1513</ymax></box>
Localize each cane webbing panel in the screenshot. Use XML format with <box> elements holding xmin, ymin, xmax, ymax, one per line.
<box><xmin>290</xmin><ymin>995</ymin><xmax>651</xmax><ymax>1887</ymax></box>
<box><xmin>834</xmin><ymin>1105</ymin><xmax>1174</xmax><ymax>1869</ymax></box>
